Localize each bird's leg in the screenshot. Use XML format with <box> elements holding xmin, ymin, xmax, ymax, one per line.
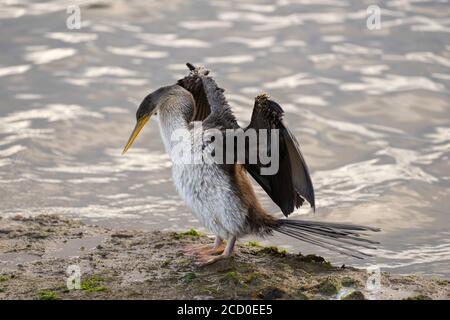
<box><xmin>183</xmin><ymin>236</ymin><xmax>224</xmax><ymax>256</ymax></box>
<box><xmin>196</xmin><ymin>236</ymin><xmax>236</xmax><ymax>266</ymax></box>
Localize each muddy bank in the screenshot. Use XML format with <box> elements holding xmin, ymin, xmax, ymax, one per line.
<box><xmin>0</xmin><ymin>215</ymin><xmax>448</xmax><ymax>300</ymax></box>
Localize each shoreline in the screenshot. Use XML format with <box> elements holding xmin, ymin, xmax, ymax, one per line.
<box><xmin>0</xmin><ymin>215</ymin><xmax>448</xmax><ymax>300</ymax></box>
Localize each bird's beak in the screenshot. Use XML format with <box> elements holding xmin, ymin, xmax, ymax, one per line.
<box><xmin>122</xmin><ymin>114</ymin><xmax>150</xmax><ymax>155</ymax></box>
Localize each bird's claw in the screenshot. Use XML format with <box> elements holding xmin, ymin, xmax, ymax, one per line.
<box><xmin>195</xmin><ymin>253</ymin><xmax>233</xmax><ymax>267</ymax></box>
<box><xmin>182</xmin><ymin>244</ymin><xmax>209</xmax><ymax>256</ymax></box>
<box><xmin>182</xmin><ymin>243</ymin><xmax>225</xmax><ymax>257</ymax></box>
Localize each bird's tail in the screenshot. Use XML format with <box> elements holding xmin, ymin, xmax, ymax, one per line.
<box><xmin>273</xmin><ymin>219</ymin><xmax>380</xmax><ymax>259</ymax></box>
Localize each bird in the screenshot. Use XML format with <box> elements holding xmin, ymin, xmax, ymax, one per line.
<box><xmin>122</xmin><ymin>63</ymin><xmax>380</xmax><ymax>265</ymax></box>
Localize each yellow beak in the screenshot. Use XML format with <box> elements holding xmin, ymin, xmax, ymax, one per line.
<box><xmin>122</xmin><ymin>114</ymin><xmax>150</xmax><ymax>155</ymax></box>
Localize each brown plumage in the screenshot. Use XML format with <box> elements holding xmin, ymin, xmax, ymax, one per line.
<box><xmin>231</xmin><ymin>164</ymin><xmax>278</xmax><ymax>235</ymax></box>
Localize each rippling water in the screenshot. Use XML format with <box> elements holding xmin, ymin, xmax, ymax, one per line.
<box><xmin>0</xmin><ymin>0</ymin><xmax>449</xmax><ymax>277</ymax></box>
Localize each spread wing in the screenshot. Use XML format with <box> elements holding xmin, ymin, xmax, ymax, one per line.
<box><xmin>244</xmin><ymin>94</ymin><xmax>315</xmax><ymax>216</ymax></box>
<box><xmin>177</xmin><ymin>63</ymin><xmax>315</xmax><ymax>216</ymax></box>
<box><xmin>177</xmin><ymin>63</ymin><xmax>238</xmax><ymax>129</ymax></box>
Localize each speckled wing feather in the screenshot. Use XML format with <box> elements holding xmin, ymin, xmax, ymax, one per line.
<box><xmin>244</xmin><ymin>94</ymin><xmax>315</xmax><ymax>216</ymax></box>
<box><xmin>177</xmin><ymin>63</ymin><xmax>238</xmax><ymax>129</ymax></box>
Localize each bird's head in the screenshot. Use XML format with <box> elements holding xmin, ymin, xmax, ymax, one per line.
<box><xmin>122</xmin><ymin>86</ymin><xmax>169</xmax><ymax>155</ymax></box>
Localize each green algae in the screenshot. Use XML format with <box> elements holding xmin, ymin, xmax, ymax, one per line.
<box><xmin>37</xmin><ymin>290</ymin><xmax>60</xmax><ymax>300</ymax></box>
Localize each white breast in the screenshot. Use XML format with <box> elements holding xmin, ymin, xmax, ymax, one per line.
<box><xmin>158</xmin><ymin>117</ymin><xmax>248</xmax><ymax>239</ymax></box>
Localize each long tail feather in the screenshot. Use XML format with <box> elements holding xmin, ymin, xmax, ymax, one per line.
<box><xmin>274</xmin><ymin>220</ymin><xmax>380</xmax><ymax>259</ymax></box>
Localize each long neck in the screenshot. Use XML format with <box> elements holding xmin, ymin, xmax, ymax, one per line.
<box><xmin>157</xmin><ymin>91</ymin><xmax>194</xmax><ymax>153</ymax></box>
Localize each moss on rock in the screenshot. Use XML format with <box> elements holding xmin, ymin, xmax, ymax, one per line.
<box><xmin>80</xmin><ymin>276</ymin><xmax>107</xmax><ymax>293</ymax></box>
<box><xmin>181</xmin><ymin>272</ymin><xmax>196</xmax><ymax>282</ymax></box>
<box><xmin>173</xmin><ymin>229</ymin><xmax>202</xmax><ymax>239</ymax></box>
<box><xmin>246</xmin><ymin>241</ymin><xmax>262</xmax><ymax>247</ymax></box>
<box><xmin>257</xmin><ymin>246</ymin><xmax>287</xmax><ymax>256</ymax></box>
<box><xmin>342</xmin><ymin>290</ymin><xmax>365</xmax><ymax>300</ymax></box>
<box><xmin>318</xmin><ymin>278</ymin><xmax>341</xmax><ymax>296</ymax></box>
<box><xmin>341</xmin><ymin>277</ymin><xmax>360</xmax><ymax>288</ymax></box>
<box><xmin>37</xmin><ymin>290</ymin><xmax>60</xmax><ymax>300</ymax></box>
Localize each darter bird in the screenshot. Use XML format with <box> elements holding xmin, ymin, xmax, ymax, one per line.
<box><xmin>122</xmin><ymin>63</ymin><xmax>380</xmax><ymax>265</ymax></box>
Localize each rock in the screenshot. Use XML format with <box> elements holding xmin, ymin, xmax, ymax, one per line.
<box><xmin>341</xmin><ymin>277</ymin><xmax>360</xmax><ymax>288</ymax></box>
<box><xmin>342</xmin><ymin>290</ymin><xmax>365</xmax><ymax>300</ymax></box>
<box><xmin>0</xmin><ymin>215</ymin><xmax>448</xmax><ymax>300</ymax></box>
<box><xmin>318</xmin><ymin>278</ymin><xmax>341</xmax><ymax>296</ymax></box>
<box><xmin>193</xmin><ymin>295</ymin><xmax>214</xmax><ymax>300</ymax></box>
<box><xmin>405</xmin><ymin>294</ymin><xmax>432</xmax><ymax>300</ymax></box>
<box><xmin>258</xmin><ymin>287</ymin><xmax>285</xmax><ymax>300</ymax></box>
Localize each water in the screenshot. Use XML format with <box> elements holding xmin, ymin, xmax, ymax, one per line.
<box><xmin>0</xmin><ymin>0</ymin><xmax>449</xmax><ymax>277</ymax></box>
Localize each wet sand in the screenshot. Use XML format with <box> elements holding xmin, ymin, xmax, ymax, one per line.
<box><xmin>0</xmin><ymin>215</ymin><xmax>448</xmax><ymax>300</ymax></box>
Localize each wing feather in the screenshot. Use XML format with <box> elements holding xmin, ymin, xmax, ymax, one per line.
<box><xmin>244</xmin><ymin>94</ymin><xmax>315</xmax><ymax>216</ymax></box>
<box><xmin>177</xmin><ymin>63</ymin><xmax>237</xmax><ymax>128</ymax></box>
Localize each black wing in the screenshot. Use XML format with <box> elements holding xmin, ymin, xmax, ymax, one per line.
<box><xmin>244</xmin><ymin>94</ymin><xmax>315</xmax><ymax>216</ymax></box>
